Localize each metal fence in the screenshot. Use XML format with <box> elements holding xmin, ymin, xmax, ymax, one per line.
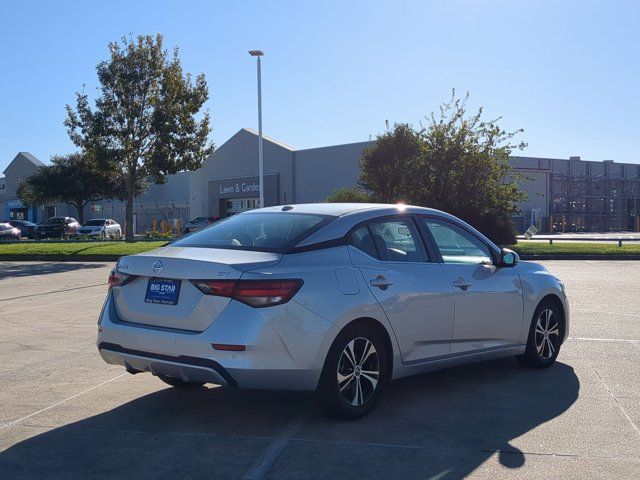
<box><xmin>96</xmin><ymin>201</ymin><xmax>191</xmax><ymax>234</ymax></box>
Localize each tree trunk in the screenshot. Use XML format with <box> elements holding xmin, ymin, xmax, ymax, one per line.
<box><xmin>125</xmin><ymin>186</ymin><xmax>135</xmax><ymax>242</ymax></box>
<box><xmin>75</xmin><ymin>199</ymin><xmax>84</xmax><ymax>224</ymax></box>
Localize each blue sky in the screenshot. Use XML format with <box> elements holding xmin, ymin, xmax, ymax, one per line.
<box><xmin>1</xmin><ymin>0</ymin><xmax>639</xmax><ymax>172</ymax></box>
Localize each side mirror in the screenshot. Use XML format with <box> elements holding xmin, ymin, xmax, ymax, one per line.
<box><xmin>499</xmin><ymin>248</ymin><xmax>519</xmax><ymax>267</ymax></box>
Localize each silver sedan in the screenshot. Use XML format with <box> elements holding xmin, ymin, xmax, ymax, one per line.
<box><xmin>76</xmin><ymin>218</ymin><xmax>122</xmax><ymax>239</ymax></box>
<box><xmin>97</xmin><ymin>203</ymin><xmax>569</xmax><ymax>419</ymax></box>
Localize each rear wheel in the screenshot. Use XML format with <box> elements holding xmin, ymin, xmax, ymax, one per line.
<box><xmin>517</xmin><ymin>299</ymin><xmax>564</xmax><ymax>368</ymax></box>
<box><xmin>157</xmin><ymin>375</ymin><xmax>205</xmax><ymax>388</ymax></box>
<box><xmin>317</xmin><ymin>323</ymin><xmax>389</xmax><ymax>420</ymax></box>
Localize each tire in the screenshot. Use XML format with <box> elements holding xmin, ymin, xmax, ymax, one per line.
<box><xmin>517</xmin><ymin>298</ymin><xmax>564</xmax><ymax>369</ymax></box>
<box><xmin>317</xmin><ymin>323</ymin><xmax>390</xmax><ymax>420</ymax></box>
<box><xmin>157</xmin><ymin>375</ymin><xmax>205</xmax><ymax>388</ymax></box>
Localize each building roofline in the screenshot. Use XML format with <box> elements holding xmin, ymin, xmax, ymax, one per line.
<box><xmin>295</xmin><ymin>140</ymin><xmax>375</xmax><ymax>154</ymax></box>
<box><xmin>241</xmin><ymin>128</ymin><xmax>296</xmax><ymax>151</ymax></box>
<box><xmin>3</xmin><ymin>152</ymin><xmax>45</xmax><ymax>175</ymax></box>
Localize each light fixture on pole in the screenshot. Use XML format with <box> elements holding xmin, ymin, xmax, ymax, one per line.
<box><xmin>249</xmin><ymin>49</ymin><xmax>265</xmax><ymax>208</ymax></box>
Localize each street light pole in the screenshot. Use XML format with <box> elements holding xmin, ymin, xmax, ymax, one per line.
<box><xmin>249</xmin><ymin>50</ymin><xmax>265</xmax><ymax>208</ymax></box>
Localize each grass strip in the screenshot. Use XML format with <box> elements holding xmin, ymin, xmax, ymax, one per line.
<box><xmin>510</xmin><ymin>242</ymin><xmax>640</xmax><ymax>256</ymax></box>
<box><xmin>0</xmin><ymin>241</ymin><xmax>166</xmax><ymax>257</ymax></box>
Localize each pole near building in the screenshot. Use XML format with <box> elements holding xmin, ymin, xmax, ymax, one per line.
<box><xmin>249</xmin><ymin>50</ymin><xmax>265</xmax><ymax>208</ymax></box>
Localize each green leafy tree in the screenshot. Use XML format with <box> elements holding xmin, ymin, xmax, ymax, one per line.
<box><xmin>17</xmin><ymin>153</ymin><xmax>118</xmax><ymax>224</ymax></box>
<box><xmin>65</xmin><ymin>34</ymin><xmax>214</xmax><ymax>241</ymax></box>
<box><xmin>359</xmin><ymin>92</ymin><xmax>527</xmax><ymax>244</ymax></box>
<box><xmin>325</xmin><ymin>186</ymin><xmax>373</xmax><ymax>203</ymax></box>
<box><xmin>358</xmin><ymin>123</ymin><xmax>423</xmax><ymax>203</ymax></box>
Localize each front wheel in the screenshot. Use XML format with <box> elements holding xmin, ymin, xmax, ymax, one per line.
<box><xmin>317</xmin><ymin>324</ymin><xmax>389</xmax><ymax>420</ymax></box>
<box><xmin>517</xmin><ymin>299</ymin><xmax>564</xmax><ymax>368</ymax></box>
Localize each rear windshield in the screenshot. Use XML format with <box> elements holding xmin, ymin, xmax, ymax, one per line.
<box><xmin>45</xmin><ymin>217</ymin><xmax>65</xmax><ymax>224</ymax></box>
<box><xmin>84</xmin><ymin>220</ymin><xmax>106</xmax><ymax>226</ymax></box>
<box><xmin>173</xmin><ymin>212</ymin><xmax>334</xmax><ymax>252</ymax></box>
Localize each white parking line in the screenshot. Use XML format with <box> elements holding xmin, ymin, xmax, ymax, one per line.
<box><xmin>572</xmin><ymin>337</ymin><xmax>640</xmax><ymax>343</ymax></box>
<box><xmin>0</xmin><ymin>283</ymin><xmax>107</xmax><ymax>303</ymax></box>
<box><xmin>571</xmin><ymin>307</ymin><xmax>640</xmax><ymax>318</ymax></box>
<box><xmin>594</xmin><ymin>370</ymin><xmax>640</xmax><ymax>438</ymax></box>
<box><xmin>0</xmin><ymin>293</ymin><xmax>106</xmax><ymax>313</ymax></box>
<box><xmin>241</xmin><ymin>414</ymin><xmax>307</xmax><ymax>480</ymax></box>
<box><xmin>0</xmin><ymin>373</ymin><xmax>127</xmax><ymax>431</ymax></box>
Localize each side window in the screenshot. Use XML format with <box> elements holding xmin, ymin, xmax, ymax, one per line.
<box><xmin>422</xmin><ymin>218</ymin><xmax>493</xmax><ymax>265</ymax></box>
<box><xmin>350</xmin><ymin>219</ymin><xmax>427</xmax><ymax>262</ymax></box>
<box><xmin>350</xmin><ymin>226</ymin><xmax>379</xmax><ymax>259</ymax></box>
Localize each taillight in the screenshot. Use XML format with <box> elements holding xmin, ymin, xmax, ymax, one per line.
<box><xmin>190</xmin><ymin>279</ymin><xmax>303</xmax><ymax>308</ymax></box>
<box><xmin>108</xmin><ymin>269</ymin><xmax>135</xmax><ymax>288</ymax></box>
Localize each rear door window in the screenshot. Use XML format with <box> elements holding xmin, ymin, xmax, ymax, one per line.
<box><xmin>350</xmin><ymin>219</ymin><xmax>427</xmax><ymax>262</ymax></box>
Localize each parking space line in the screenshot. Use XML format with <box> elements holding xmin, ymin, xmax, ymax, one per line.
<box><xmin>571</xmin><ymin>307</ymin><xmax>640</xmax><ymax>319</ymax></box>
<box><xmin>593</xmin><ymin>370</ymin><xmax>640</xmax><ymax>438</ymax></box>
<box><xmin>0</xmin><ymin>373</ymin><xmax>127</xmax><ymax>431</ymax></box>
<box><xmin>0</xmin><ymin>283</ymin><xmax>107</xmax><ymax>303</ymax></box>
<box><xmin>573</xmin><ymin>340</ymin><xmax>640</xmax><ymax>440</ymax></box>
<box><xmin>572</xmin><ymin>337</ymin><xmax>640</xmax><ymax>343</ymax></box>
<box><xmin>241</xmin><ymin>414</ymin><xmax>307</xmax><ymax>480</ymax></box>
<box><xmin>0</xmin><ymin>293</ymin><xmax>106</xmax><ymax>313</ymax></box>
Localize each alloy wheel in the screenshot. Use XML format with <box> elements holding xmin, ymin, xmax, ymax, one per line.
<box><xmin>337</xmin><ymin>337</ymin><xmax>380</xmax><ymax>406</ymax></box>
<box><xmin>535</xmin><ymin>308</ymin><xmax>560</xmax><ymax>360</ymax></box>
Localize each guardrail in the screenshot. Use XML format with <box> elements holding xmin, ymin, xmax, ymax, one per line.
<box><xmin>525</xmin><ymin>237</ymin><xmax>640</xmax><ymax>247</ymax></box>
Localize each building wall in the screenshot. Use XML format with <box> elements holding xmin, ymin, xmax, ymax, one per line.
<box><xmin>2</xmin><ymin>153</ymin><xmax>44</xmax><ymax>222</ymax></box>
<box><xmin>293</xmin><ymin>141</ymin><xmax>373</xmax><ymax>203</ymax></box>
<box><xmin>5</xmin><ymin>133</ymin><xmax>640</xmax><ymax>233</ymax></box>
<box><xmin>190</xmin><ymin>129</ymin><xmax>294</xmax><ymax>217</ymax></box>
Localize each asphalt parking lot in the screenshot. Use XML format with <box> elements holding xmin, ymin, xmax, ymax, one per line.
<box><xmin>1</xmin><ymin>261</ymin><xmax>639</xmax><ymax>479</ymax></box>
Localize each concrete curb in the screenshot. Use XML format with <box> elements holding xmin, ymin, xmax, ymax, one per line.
<box><xmin>518</xmin><ymin>255</ymin><xmax>640</xmax><ymax>261</ymax></box>
<box><xmin>0</xmin><ymin>255</ymin><xmax>120</xmax><ymax>262</ymax></box>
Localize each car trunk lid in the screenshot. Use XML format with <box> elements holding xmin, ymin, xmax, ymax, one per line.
<box><xmin>112</xmin><ymin>246</ymin><xmax>282</xmax><ymax>331</ymax></box>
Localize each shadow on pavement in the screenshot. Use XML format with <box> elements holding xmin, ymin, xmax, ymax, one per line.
<box><xmin>0</xmin><ymin>359</ymin><xmax>579</xmax><ymax>479</ymax></box>
<box><xmin>0</xmin><ymin>262</ymin><xmax>107</xmax><ymax>281</ymax></box>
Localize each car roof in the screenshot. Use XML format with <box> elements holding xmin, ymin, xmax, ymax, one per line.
<box><xmin>249</xmin><ymin>203</ymin><xmax>444</xmax><ymax>217</ymax></box>
<box><xmin>256</xmin><ymin>203</ymin><xmax>500</xmax><ymax>253</ymax></box>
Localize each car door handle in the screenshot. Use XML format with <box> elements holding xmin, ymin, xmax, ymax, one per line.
<box><xmin>453</xmin><ymin>278</ymin><xmax>472</xmax><ymax>291</ymax></box>
<box><xmin>370</xmin><ymin>275</ymin><xmax>393</xmax><ymax>290</ymax></box>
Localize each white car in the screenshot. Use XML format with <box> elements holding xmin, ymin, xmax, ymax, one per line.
<box><xmin>76</xmin><ymin>218</ymin><xmax>122</xmax><ymax>239</ymax></box>
<box><xmin>97</xmin><ymin>203</ymin><xmax>569</xmax><ymax>419</ymax></box>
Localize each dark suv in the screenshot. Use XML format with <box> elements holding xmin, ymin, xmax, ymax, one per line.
<box><xmin>35</xmin><ymin>217</ymin><xmax>80</xmax><ymax>239</ymax></box>
<box><xmin>8</xmin><ymin>220</ymin><xmax>37</xmax><ymax>239</ymax></box>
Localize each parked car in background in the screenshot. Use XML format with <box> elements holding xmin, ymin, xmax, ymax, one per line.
<box><xmin>183</xmin><ymin>216</ymin><xmax>219</xmax><ymax>234</ymax></box>
<box><xmin>76</xmin><ymin>219</ymin><xmax>122</xmax><ymax>239</ymax></box>
<box><xmin>0</xmin><ymin>223</ymin><xmax>21</xmax><ymax>241</ymax></box>
<box><xmin>7</xmin><ymin>220</ymin><xmax>36</xmax><ymax>239</ymax></box>
<box><xmin>98</xmin><ymin>203</ymin><xmax>569</xmax><ymax>419</ymax></box>
<box><xmin>35</xmin><ymin>217</ymin><xmax>80</xmax><ymax>239</ymax></box>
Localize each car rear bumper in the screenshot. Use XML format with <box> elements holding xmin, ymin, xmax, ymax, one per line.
<box><xmin>98</xmin><ymin>342</ymin><xmax>235</xmax><ymax>386</ymax></box>
<box><xmin>96</xmin><ymin>291</ymin><xmax>335</xmax><ymax>391</ymax></box>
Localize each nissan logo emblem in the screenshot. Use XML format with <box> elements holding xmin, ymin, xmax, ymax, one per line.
<box><xmin>152</xmin><ymin>261</ymin><xmax>163</xmax><ymax>274</ymax></box>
